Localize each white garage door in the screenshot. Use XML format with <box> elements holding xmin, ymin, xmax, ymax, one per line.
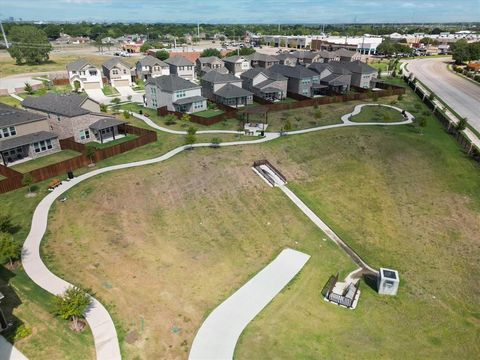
<box><xmin>113</xmin><ymin>79</ymin><xmax>130</xmax><ymax>87</ymax></box>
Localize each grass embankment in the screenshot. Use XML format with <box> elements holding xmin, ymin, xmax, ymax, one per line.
<box><xmin>11</xmin><ymin>150</ymin><xmax>80</xmax><ymax>173</ymax></box>
<box><xmin>102</xmin><ymin>85</ymin><xmax>119</xmax><ymax>96</ymax></box>
<box><xmin>0</xmin><ymin>184</ymin><xmax>95</xmax><ymax>359</ymax></box>
<box><xmin>42</xmin><ymin>84</ymin><xmax>480</xmax><ymax>358</ymax></box>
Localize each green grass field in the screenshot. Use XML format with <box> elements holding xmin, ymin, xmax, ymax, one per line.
<box><xmin>194</xmin><ymin>109</ymin><xmax>224</xmax><ymax>118</ymax></box>
<box><xmin>102</xmin><ymin>85</ymin><xmax>119</xmax><ymax>96</ymax></box>
<box><xmin>11</xmin><ymin>150</ymin><xmax>81</xmax><ymax>173</ymax></box>
<box><xmin>350</xmin><ymin>105</ymin><xmax>405</xmax><ymax>123</ymax></box>
<box><xmin>1</xmin><ymin>81</ymin><xmax>478</xmax><ymax>358</ymax></box>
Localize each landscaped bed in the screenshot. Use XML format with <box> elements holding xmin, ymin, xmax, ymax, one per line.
<box><xmin>350</xmin><ymin>105</ymin><xmax>405</xmax><ymax>123</ymax></box>
<box><xmin>38</xmin><ymin>83</ymin><xmax>480</xmax><ymax>359</ymax></box>
<box><xmin>10</xmin><ymin>150</ymin><xmax>81</xmax><ymax>173</ymax></box>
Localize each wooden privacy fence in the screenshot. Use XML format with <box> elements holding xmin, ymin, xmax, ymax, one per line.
<box><xmin>157</xmin><ymin>105</ymin><xmax>239</xmax><ymax>126</ymax></box>
<box><xmin>0</xmin><ymin>125</ymin><xmax>157</xmax><ymax>194</ymax></box>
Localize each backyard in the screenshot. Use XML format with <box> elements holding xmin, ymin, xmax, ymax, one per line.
<box><xmin>10</xmin><ymin>150</ymin><xmax>81</xmax><ymax>173</ymax></box>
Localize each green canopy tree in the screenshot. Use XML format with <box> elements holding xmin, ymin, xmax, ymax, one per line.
<box><xmin>7</xmin><ymin>25</ymin><xmax>53</xmax><ymax>64</ymax></box>
<box><xmin>53</xmin><ymin>287</ymin><xmax>92</xmax><ymax>331</ymax></box>
<box><xmin>155</xmin><ymin>50</ymin><xmax>170</xmax><ymax>61</ymax></box>
<box><xmin>200</xmin><ymin>48</ymin><xmax>221</xmax><ymax>58</ymax></box>
<box><xmin>0</xmin><ymin>233</ymin><xmax>21</xmax><ymax>267</ymax></box>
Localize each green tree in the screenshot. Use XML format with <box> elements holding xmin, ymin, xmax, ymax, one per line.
<box><xmin>155</xmin><ymin>50</ymin><xmax>170</xmax><ymax>61</ymax></box>
<box><xmin>99</xmin><ymin>103</ymin><xmax>108</xmax><ymax>112</ymax></box>
<box><xmin>376</xmin><ymin>38</ymin><xmax>395</xmax><ymax>57</ymax></box>
<box><xmin>0</xmin><ymin>215</ymin><xmax>14</xmax><ymax>234</ymax></box>
<box><xmin>140</xmin><ymin>42</ymin><xmax>153</xmax><ymax>53</ymax></box>
<box><xmin>53</xmin><ymin>287</ymin><xmax>92</xmax><ymax>331</ymax></box>
<box><xmin>22</xmin><ymin>173</ymin><xmax>34</xmax><ymax>194</ymax></box>
<box><xmin>226</xmin><ymin>48</ymin><xmax>255</xmax><ymax>57</ymax></box>
<box><xmin>7</xmin><ymin>25</ymin><xmax>53</xmax><ymax>64</ymax></box>
<box><xmin>111</xmin><ymin>97</ymin><xmax>121</xmax><ymax>109</ymax></box>
<box><xmin>201</xmin><ymin>48</ymin><xmax>221</xmax><ymax>58</ymax></box>
<box><xmin>86</xmin><ymin>146</ymin><xmax>96</xmax><ymax>165</ymax></box>
<box><xmin>0</xmin><ymin>233</ymin><xmax>21</xmax><ymax>267</ymax></box>
<box><xmin>185</xmin><ymin>134</ymin><xmax>196</xmax><ymax>147</ymax></box>
<box><xmin>24</xmin><ymin>82</ymin><xmax>34</xmax><ymax>95</ymax></box>
<box><xmin>451</xmin><ymin>40</ymin><xmax>470</xmax><ymax>64</ymax></box>
<box><xmin>187</xmin><ymin>126</ymin><xmax>197</xmax><ymax>135</ymax></box>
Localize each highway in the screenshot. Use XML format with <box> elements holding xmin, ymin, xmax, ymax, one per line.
<box><xmin>406</xmin><ymin>57</ymin><xmax>480</xmax><ymax>134</ymax></box>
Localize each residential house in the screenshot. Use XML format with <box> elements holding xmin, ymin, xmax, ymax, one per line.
<box><xmin>333</xmin><ymin>48</ymin><xmax>361</xmax><ymax>62</ymax></box>
<box><xmin>275</xmin><ymin>53</ymin><xmax>297</xmax><ymax>67</ymax></box>
<box><xmin>241</xmin><ymin>68</ymin><xmax>288</xmax><ymax>101</ymax></box>
<box><xmin>22</xmin><ymin>93</ymin><xmax>126</xmax><ymax>144</ymax></box>
<box><xmin>246</xmin><ymin>52</ymin><xmax>280</xmax><ymax>69</ymax></box>
<box><xmin>201</xmin><ymin>70</ymin><xmax>252</xmax><ymax>108</ymax></box>
<box><xmin>291</xmin><ymin>50</ymin><xmax>323</xmax><ymax>64</ymax></box>
<box><xmin>144</xmin><ymin>75</ymin><xmax>207</xmax><ymax>113</ymax></box>
<box><xmin>223</xmin><ymin>55</ymin><xmax>251</xmax><ymax>76</ymax></box>
<box><xmin>102</xmin><ymin>58</ymin><xmax>133</xmax><ymax>87</ymax></box>
<box><xmin>339</xmin><ymin>61</ymin><xmax>377</xmax><ymax>88</ymax></box>
<box><xmin>164</xmin><ymin>56</ymin><xmax>196</xmax><ymax>81</ymax></box>
<box><xmin>0</xmin><ymin>103</ymin><xmax>60</xmax><ymax>166</ymax></box>
<box><xmin>196</xmin><ymin>56</ymin><xmax>228</xmax><ymax>76</ymax></box>
<box><xmin>66</xmin><ymin>59</ymin><xmax>103</xmax><ymax>91</ymax></box>
<box><xmin>269</xmin><ymin>64</ymin><xmax>322</xmax><ymax>97</ymax></box>
<box><xmin>308</xmin><ymin>63</ymin><xmax>352</xmax><ymax>94</ymax></box>
<box><xmin>317</xmin><ymin>50</ymin><xmax>340</xmax><ymax>63</ymax></box>
<box><xmin>136</xmin><ymin>55</ymin><xmax>170</xmax><ymax>80</ymax></box>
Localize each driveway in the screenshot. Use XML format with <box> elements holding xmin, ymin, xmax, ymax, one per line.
<box><xmin>116</xmin><ymin>86</ymin><xmax>144</xmax><ymax>103</ymax></box>
<box><xmin>0</xmin><ymin>335</ymin><xmax>28</xmax><ymax>360</ymax></box>
<box><xmin>189</xmin><ymin>249</ymin><xmax>310</xmax><ymax>360</ymax></box>
<box><xmin>84</xmin><ymin>88</ymin><xmax>112</xmax><ymax>104</ymax></box>
<box><xmin>406</xmin><ymin>57</ymin><xmax>480</xmax><ymax>133</ymax></box>
<box><xmin>0</xmin><ymin>76</ymin><xmax>42</xmax><ymax>94</ymax></box>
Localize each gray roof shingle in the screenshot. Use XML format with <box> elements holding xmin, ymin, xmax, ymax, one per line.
<box><xmin>146</xmin><ymin>75</ymin><xmax>199</xmax><ymax>92</ymax></box>
<box><xmin>102</xmin><ymin>57</ymin><xmax>132</xmax><ymax>70</ymax></box>
<box><xmin>269</xmin><ymin>64</ymin><xmax>319</xmax><ymax>79</ymax></box>
<box><xmin>137</xmin><ymin>55</ymin><xmax>168</xmax><ymax>67</ymax></box>
<box><xmin>201</xmin><ymin>70</ymin><xmax>239</xmax><ymax>84</ymax></box>
<box><xmin>67</xmin><ymin>59</ymin><xmax>96</xmax><ymax>72</ymax></box>
<box><xmin>0</xmin><ymin>131</ymin><xmax>57</xmax><ymax>152</ymax></box>
<box><xmin>173</xmin><ymin>95</ymin><xmax>205</xmax><ymax>105</ymax></box>
<box><xmin>22</xmin><ymin>93</ymin><xmax>91</xmax><ymax>117</ymax></box>
<box><xmin>241</xmin><ymin>68</ymin><xmax>287</xmax><ymax>81</ymax></box>
<box><xmin>164</xmin><ymin>56</ymin><xmax>194</xmax><ymax>67</ymax></box>
<box><xmin>197</xmin><ymin>56</ymin><xmax>224</xmax><ymax>65</ymax></box>
<box><xmin>214</xmin><ymin>83</ymin><xmax>252</xmax><ymax>99</ymax></box>
<box><xmin>89</xmin><ymin>117</ymin><xmax>126</xmax><ymax>131</ymax></box>
<box><xmin>0</xmin><ymin>103</ymin><xmax>46</xmax><ymax>127</ymax></box>
<box><xmin>339</xmin><ymin>60</ymin><xmax>377</xmax><ymax>74</ymax></box>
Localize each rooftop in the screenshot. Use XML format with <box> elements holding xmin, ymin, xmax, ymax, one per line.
<box><xmin>67</xmin><ymin>59</ymin><xmax>96</xmax><ymax>72</ymax></box>
<box><xmin>0</xmin><ymin>131</ymin><xmax>57</xmax><ymax>152</ymax></box>
<box><xmin>269</xmin><ymin>64</ymin><xmax>319</xmax><ymax>79</ymax></box>
<box><xmin>22</xmin><ymin>93</ymin><xmax>92</xmax><ymax>117</ymax></box>
<box><xmin>214</xmin><ymin>83</ymin><xmax>252</xmax><ymax>99</ymax></box>
<box><xmin>146</xmin><ymin>74</ymin><xmax>199</xmax><ymax>92</ymax></box>
<box><xmin>201</xmin><ymin>70</ymin><xmax>239</xmax><ymax>84</ymax></box>
<box><xmin>0</xmin><ymin>103</ymin><xmax>46</xmax><ymax>128</ymax></box>
<box><xmin>164</xmin><ymin>56</ymin><xmax>194</xmax><ymax>67</ymax></box>
<box><xmin>102</xmin><ymin>57</ymin><xmax>132</xmax><ymax>70</ymax></box>
<box><xmin>137</xmin><ymin>55</ymin><xmax>168</xmax><ymax>67</ymax></box>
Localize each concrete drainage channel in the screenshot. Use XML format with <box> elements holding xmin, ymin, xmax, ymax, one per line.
<box><xmin>252</xmin><ymin>160</ymin><xmax>400</xmax><ymax>310</ymax></box>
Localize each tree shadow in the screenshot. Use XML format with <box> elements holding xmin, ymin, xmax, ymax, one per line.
<box><xmin>0</xmin><ymin>265</ymin><xmax>24</xmax><ymax>346</ymax></box>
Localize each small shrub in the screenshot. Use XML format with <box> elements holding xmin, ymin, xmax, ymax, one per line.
<box><xmin>372</xmin><ymin>92</ymin><xmax>379</xmax><ymax>102</ymax></box>
<box><xmin>13</xmin><ymin>324</ymin><xmax>32</xmax><ymax>341</ymax></box>
<box><xmin>123</xmin><ymin>111</ymin><xmax>130</xmax><ymax>119</ymax></box>
<box><xmin>24</xmin><ymin>82</ymin><xmax>34</xmax><ymax>95</ymax></box>
<box><xmin>210</xmin><ymin>137</ymin><xmax>222</xmax><ymax>148</ymax></box>
<box><xmin>397</xmin><ymin>94</ymin><xmax>403</xmax><ymax>101</ymax></box>
<box><xmin>99</xmin><ymin>103</ymin><xmax>107</xmax><ymax>112</ymax></box>
<box><xmin>181</xmin><ymin>113</ymin><xmax>191</xmax><ymax>122</ymax></box>
<box><xmin>390</xmin><ymin>99</ymin><xmax>398</xmax><ymax>105</ymax></box>
<box><xmin>187</xmin><ymin>126</ymin><xmax>197</xmax><ymax>135</ymax></box>
<box><xmin>284</xmin><ymin>119</ymin><xmax>292</xmax><ymax>131</ymax></box>
<box><xmin>428</xmin><ymin>92</ymin><xmax>435</xmax><ymax>101</ymax></box>
<box><xmin>457</xmin><ymin>117</ymin><xmax>467</xmax><ymax>131</ymax></box>
<box><xmin>313</xmin><ymin>104</ymin><xmax>318</xmax><ymax>109</ymax></box>
<box><xmin>207</xmin><ymin>102</ymin><xmax>216</xmax><ymax>110</ymax></box>
<box><xmin>164</xmin><ymin>115</ymin><xmax>177</xmax><ymax>125</ymax></box>
<box><xmin>314</xmin><ymin>110</ymin><xmax>322</xmax><ymax>119</ymax></box>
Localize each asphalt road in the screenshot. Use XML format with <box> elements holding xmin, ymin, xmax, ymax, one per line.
<box><xmin>406</xmin><ymin>57</ymin><xmax>480</xmax><ymax>133</ymax></box>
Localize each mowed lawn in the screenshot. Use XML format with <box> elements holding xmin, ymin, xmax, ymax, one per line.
<box><xmin>42</xmin><ymin>97</ymin><xmax>480</xmax><ymax>360</ymax></box>
<box><xmin>350</xmin><ymin>104</ymin><xmax>405</xmax><ymax>123</ymax></box>
<box><xmin>11</xmin><ymin>150</ymin><xmax>81</xmax><ymax>173</ymax></box>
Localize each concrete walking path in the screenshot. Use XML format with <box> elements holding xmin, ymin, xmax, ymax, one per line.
<box><xmin>0</xmin><ymin>336</ymin><xmax>28</xmax><ymax>360</ymax></box>
<box><xmin>9</xmin><ymin>93</ymin><xmax>24</xmax><ymax>102</ymax></box>
<box><xmin>189</xmin><ymin>249</ymin><xmax>310</xmax><ymax>360</ymax></box>
<box><xmin>21</xmin><ymin>103</ymin><xmax>412</xmax><ymax>359</ymax></box>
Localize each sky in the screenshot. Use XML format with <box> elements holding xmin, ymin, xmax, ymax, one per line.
<box><xmin>0</xmin><ymin>0</ymin><xmax>479</xmax><ymax>23</ymax></box>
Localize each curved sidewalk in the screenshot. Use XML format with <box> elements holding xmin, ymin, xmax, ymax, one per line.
<box><xmin>189</xmin><ymin>249</ymin><xmax>310</xmax><ymax>360</ymax></box>
<box><xmin>22</xmin><ymin>104</ymin><xmax>412</xmax><ymax>359</ymax></box>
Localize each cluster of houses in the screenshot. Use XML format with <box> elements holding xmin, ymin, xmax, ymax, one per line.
<box><xmin>139</xmin><ymin>49</ymin><xmax>377</xmax><ymax>114</ymax></box>
<box><xmin>0</xmin><ymin>94</ymin><xmax>126</xmax><ymax>167</ymax></box>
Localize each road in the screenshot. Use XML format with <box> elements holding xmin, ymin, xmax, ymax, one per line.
<box><xmin>406</xmin><ymin>57</ymin><xmax>480</xmax><ymax>133</ymax></box>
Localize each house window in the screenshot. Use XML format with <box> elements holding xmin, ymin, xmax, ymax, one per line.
<box><xmin>89</xmin><ymin>70</ymin><xmax>97</xmax><ymax>76</ymax></box>
<box><xmin>176</xmin><ymin>90</ymin><xmax>186</xmax><ymax>98</ymax></box>
<box><xmin>179</xmin><ymin>66</ymin><xmax>184</xmax><ymax>71</ymax></box>
<box><xmin>123</xmin><ymin>69</ymin><xmax>127</xmax><ymax>74</ymax></box>
<box><xmin>193</xmin><ymin>101</ymin><xmax>203</xmax><ymax>110</ymax></box>
<box><xmin>33</xmin><ymin>139</ymin><xmax>53</xmax><ymax>153</ymax></box>
<box><xmin>112</xmin><ymin>69</ymin><xmax>119</xmax><ymax>75</ymax></box>
<box><xmin>79</xmin><ymin>129</ymin><xmax>90</xmax><ymax>140</ymax></box>
<box><xmin>0</xmin><ymin>126</ymin><xmax>16</xmax><ymax>138</ymax></box>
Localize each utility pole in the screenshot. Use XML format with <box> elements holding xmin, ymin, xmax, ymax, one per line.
<box><xmin>0</xmin><ymin>20</ymin><xmax>9</xmax><ymax>49</ymax></box>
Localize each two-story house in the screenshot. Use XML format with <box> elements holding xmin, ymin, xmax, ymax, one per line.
<box><xmin>164</xmin><ymin>56</ymin><xmax>195</xmax><ymax>81</ymax></box>
<box><xmin>196</xmin><ymin>56</ymin><xmax>228</xmax><ymax>76</ymax></box>
<box><xmin>22</xmin><ymin>93</ymin><xmax>126</xmax><ymax>144</ymax></box>
<box><xmin>339</xmin><ymin>61</ymin><xmax>377</xmax><ymax>88</ymax></box>
<box><xmin>269</xmin><ymin>64</ymin><xmax>322</xmax><ymax>97</ymax></box>
<box><xmin>0</xmin><ymin>103</ymin><xmax>60</xmax><ymax>166</ymax></box>
<box><xmin>201</xmin><ymin>70</ymin><xmax>253</xmax><ymax>108</ymax></box>
<box><xmin>66</xmin><ymin>59</ymin><xmax>103</xmax><ymax>91</ymax></box>
<box><xmin>144</xmin><ymin>75</ymin><xmax>207</xmax><ymax>113</ymax></box>
<box><xmin>308</xmin><ymin>63</ymin><xmax>352</xmax><ymax>94</ymax></box>
<box><xmin>135</xmin><ymin>55</ymin><xmax>170</xmax><ymax>81</ymax></box>
<box><xmin>334</xmin><ymin>48</ymin><xmax>361</xmax><ymax>62</ymax></box>
<box><xmin>240</xmin><ymin>68</ymin><xmax>288</xmax><ymax>101</ymax></box>
<box><xmin>246</xmin><ymin>53</ymin><xmax>280</xmax><ymax>69</ymax></box>
<box><xmin>291</xmin><ymin>51</ymin><xmax>323</xmax><ymax>64</ymax></box>
<box><xmin>275</xmin><ymin>53</ymin><xmax>297</xmax><ymax>67</ymax></box>
<box><xmin>223</xmin><ymin>55</ymin><xmax>251</xmax><ymax>76</ymax></box>
<box><xmin>102</xmin><ymin>58</ymin><xmax>133</xmax><ymax>87</ymax></box>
